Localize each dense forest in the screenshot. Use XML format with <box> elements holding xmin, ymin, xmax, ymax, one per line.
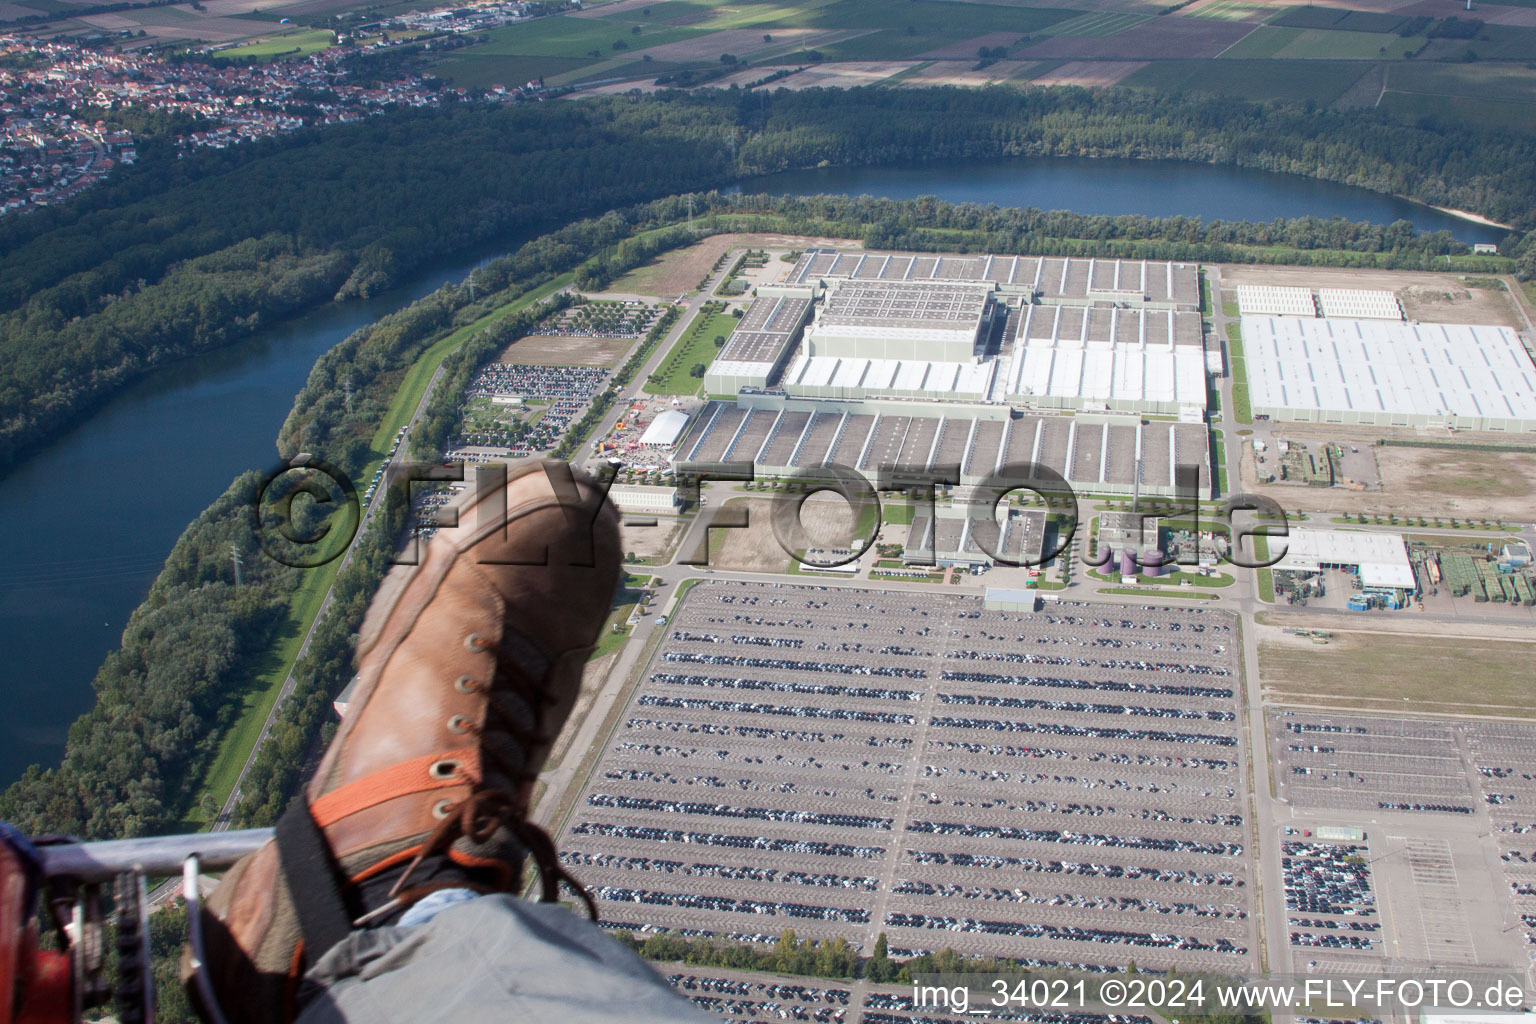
<box><xmin>3</xmin><ymin>85</ymin><xmax>1535</xmax><ymax>476</ymax></box>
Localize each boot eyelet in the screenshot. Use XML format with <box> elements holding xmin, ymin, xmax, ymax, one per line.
<box><xmin>464</xmin><ymin>633</ymin><xmax>489</xmax><ymax>653</ymax></box>
<box><xmin>454</xmin><ymin>674</ymin><xmax>479</xmax><ymax>694</ymax></box>
<box><xmin>429</xmin><ymin>759</ymin><xmax>461</xmax><ymax>779</ymax></box>
<box><xmin>431</xmin><ymin>799</ymin><xmax>454</xmax><ymax>819</ymax></box>
<box><xmin>447</xmin><ymin>715</ymin><xmax>472</xmax><ymax>735</ymax></box>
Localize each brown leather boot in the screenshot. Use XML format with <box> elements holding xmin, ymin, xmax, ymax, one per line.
<box><xmin>186</xmin><ymin>459</ymin><xmax>620</xmax><ymax>1023</ymax></box>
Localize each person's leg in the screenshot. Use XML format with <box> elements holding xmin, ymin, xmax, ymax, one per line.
<box><xmin>292</xmin><ymin>896</ymin><xmax>711</xmax><ymax>1024</ymax></box>
<box><xmin>184</xmin><ymin>460</ymin><xmax>702</xmax><ymax>1023</ymax></box>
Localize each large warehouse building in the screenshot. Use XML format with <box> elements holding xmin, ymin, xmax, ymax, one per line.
<box><xmin>693</xmin><ymin>249</ymin><xmax>1213</xmax><ymax>497</ymax></box>
<box><xmin>1243</xmin><ymin>315</ymin><xmax>1536</xmax><ymax>433</ymax></box>
<box><xmin>681</xmin><ymin>400</ymin><xmax>1211</xmax><ymax>498</ymax></box>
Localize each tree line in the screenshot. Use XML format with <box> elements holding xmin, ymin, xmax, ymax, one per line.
<box><xmin>615</xmin><ymin>927</ymin><xmax>1267</xmax><ymax>1024</ymax></box>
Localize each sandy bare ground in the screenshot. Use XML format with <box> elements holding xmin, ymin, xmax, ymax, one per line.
<box><xmin>771</xmin><ymin>61</ymin><xmax>911</xmax><ymax>90</ymax></box>
<box><xmin>1031</xmin><ymin>60</ymin><xmax>1147</xmax><ymax>87</ymax></box>
<box><xmin>919</xmin><ymin>31</ymin><xmax>1027</xmax><ymax>60</ymax></box>
<box><xmin>620</xmin><ymin>519</ymin><xmax>682</xmax><ymax>561</ymax></box>
<box><xmin>496</xmin><ymin>334</ymin><xmax>634</xmax><ymax>367</ymax></box>
<box><xmin>692</xmin><ymin>494</ymin><xmax>863</xmax><ymax>572</ymax></box>
<box><xmin>1401</xmin><ymin>283</ymin><xmax>1526</xmax><ymax>330</ymax></box>
<box><xmin>896</xmin><ymin>60</ymin><xmax>1041</xmax><ymax>87</ymax></box>
<box><xmin>692</xmin><ymin>498</ymin><xmax>794</xmax><ymax>573</ymax></box>
<box><xmin>1255</xmin><ymin>610</ymin><xmax>1536</xmax><ymax>641</ymax></box>
<box><xmin>610</xmin><ymin>233</ymin><xmax>858</xmax><ymax>297</ymax></box>
<box><xmin>1239</xmin><ymin>435</ymin><xmax>1536</xmax><ymax>519</ymax></box>
<box><xmin>79</xmin><ymin>12</ymin><xmax>138</xmax><ymax>28</ymax></box>
<box><xmin>1219</xmin><ymin>264</ymin><xmax>1525</xmax><ymax>327</ymax></box>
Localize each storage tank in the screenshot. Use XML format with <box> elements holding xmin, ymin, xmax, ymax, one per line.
<box><xmin>1119</xmin><ymin>548</ymin><xmax>1137</xmax><ymax>577</ymax></box>
<box><xmin>1143</xmin><ymin>551</ymin><xmax>1166</xmax><ymax>578</ymax></box>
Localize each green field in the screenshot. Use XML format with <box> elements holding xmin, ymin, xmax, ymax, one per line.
<box><xmin>1276</xmin><ymin>28</ymin><xmax>1422</xmax><ymax>59</ymax></box>
<box><xmin>1220</xmin><ymin>25</ymin><xmax>1420</xmax><ymax>59</ymax></box>
<box><xmin>1227</xmin><ymin>320</ymin><xmax>1252</xmax><ymax>426</ymax></box>
<box><xmin>750</xmin><ymin>0</ymin><xmax>1076</xmax><ymax>61</ymax></box>
<box><xmin>1271</xmin><ymin>6</ymin><xmax>1407</xmax><ymax>32</ymax></box>
<box><xmin>212</xmin><ymin>28</ymin><xmax>333</xmax><ymax>61</ymax></box>
<box><xmin>1124</xmin><ymin>59</ymin><xmax>1370</xmax><ymax>103</ymax></box>
<box><xmin>648</xmin><ymin>306</ymin><xmax>737</xmax><ymax>395</ymax></box>
<box><xmin>464</xmin><ymin>16</ymin><xmax>708</xmax><ymax>57</ymax></box>
<box><xmin>1219</xmin><ymin>25</ymin><xmax>1298</xmax><ymax>58</ymax></box>
<box><xmin>431</xmin><ymin>53</ymin><xmax>595</xmax><ymax>89</ymax></box>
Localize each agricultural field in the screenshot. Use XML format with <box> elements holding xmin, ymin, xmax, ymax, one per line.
<box><xmin>1376</xmin><ymin>62</ymin><xmax>1536</xmax><ymax>133</ymax></box>
<box><xmin>1039</xmin><ymin>10</ymin><xmax>1150</xmax><ymax>37</ymax></box>
<box><xmin>1124</xmin><ymin>58</ymin><xmax>1371</xmax><ymax>103</ymax></box>
<box><xmin>1219</xmin><ymin>26</ymin><xmax>1422</xmax><ymax>60</ymax></box>
<box><xmin>210</xmin><ymin>27</ymin><xmax>333</xmax><ymax>60</ymax></box>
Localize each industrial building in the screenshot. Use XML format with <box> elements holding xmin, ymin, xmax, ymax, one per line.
<box><xmin>785</xmin><ymin>250</ymin><xmax>1200</xmax><ymax>309</ymax></box>
<box><xmin>1316</xmin><ymin>288</ymin><xmax>1402</xmax><ymax>321</ymax></box>
<box><xmin>1275</xmin><ymin>529</ymin><xmax>1416</xmax><ymax>591</ymax></box>
<box><xmin>1003</xmin><ymin>304</ymin><xmax>1207</xmax><ymax>415</ymax></box>
<box><xmin>682</xmin><ymin>400</ymin><xmax>1212</xmax><ymax>498</ymax></box>
<box><xmin>701</xmin><ymin>290</ymin><xmax>813</xmax><ymax>395</ymax></box>
<box><xmin>1243</xmin><ymin>315</ymin><xmax>1536</xmax><ymax>432</ymax></box>
<box><xmin>689</xmin><ymin>249</ymin><xmax>1215</xmax><ymax>497</ymax></box>
<box><xmin>904</xmin><ymin>506</ymin><xmax>1048</xmax><ymax>569</ymax></box>
<box><xmin>607</xmin><ymin>484</ymin><xmax>681</xmax><ymax>515</ymax></box>
<box><xmin>804</xmin><ymin>280</ymin><xmax>996</xmax><ymax>362</ymax></box>
<box><xmin>1237</xmin><ymin>285</ymin><xmax>1317</xmax><ymax>318</ymax></box>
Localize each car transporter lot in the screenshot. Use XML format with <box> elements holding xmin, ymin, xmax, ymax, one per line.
<box><xmin>560</xmin><ymin>581</ymin><xmax>1257</xmax><ymax>982</ymax></box>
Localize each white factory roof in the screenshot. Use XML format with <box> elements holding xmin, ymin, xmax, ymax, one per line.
<box><xmin>1277</xmin><ymin>528</ymin><xmax>1416</xmax><ymax>589</ymax></box>
<box><xmin>639</xmin><ymin>409</ymin><xmax>691</xmax><ymax>447</ymax></box>
<box><xmin>1317</xmin><ymin>288</ymin><xmax>1402</xmax><ymax>320</ymax></box>
<box><xmin>1242</xmin><ymin>315</ymin><xmax>1536</xmax><ymax>422</ymax></box>
<box><xmin>1009</xmin><ymin>339</ymin><xmax>1206</xmax><ymax>405</ymax></box>
<box><xmin>707</xmin><ymin>358</ymin><xmax>777</xmax><ymax>379</ymax></box>
<box><xmin>1237</xmin><ymin>285</ymin><xmax>1316</xmax><ymax>318</ymax></box>
<box><xmin>785</xmin><ymin>356</ymin><xmax>992</xmax><ymax>398</ymax></box>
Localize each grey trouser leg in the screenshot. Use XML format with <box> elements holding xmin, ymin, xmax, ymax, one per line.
<box><xmin>294</xmin><ymin>895</ymin><xmax>714</xmax><ymax>1024</ymax></box>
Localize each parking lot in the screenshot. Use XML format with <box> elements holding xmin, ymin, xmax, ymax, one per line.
<box><xmin>1269</xmin><ymin>712</ymin><xmax>1474</xmax><ymax>817</ymax></box>
<box><xmin>1268</xmin><ymin>711</ymin><xmax>1536</xmax><ymax>975</ymax></box>
<box><xmin>561</xmin><ymin>583</ymin><xmax>1255</xmax><ymax>976</ymax></box>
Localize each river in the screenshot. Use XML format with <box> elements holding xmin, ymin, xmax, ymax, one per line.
<box><xmin>0</xmin><ymin>155</ymin><xmax>1509</xmax><ymax>788</ymax></box>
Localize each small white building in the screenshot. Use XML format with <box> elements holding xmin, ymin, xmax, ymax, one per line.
<box><xmin>608</xmin><ymin>484</ymin><xmax>681</xmax><ymax>515</ymax></box>
<box><xmin>1275</xmin><ymin>529</ymin><xmax>1415</xmax><ymax>590</ymax></box>
<box><xmin>639</xmin><ymin>409</ymin><xmax>690</xmax><ymax>447</ymax></box>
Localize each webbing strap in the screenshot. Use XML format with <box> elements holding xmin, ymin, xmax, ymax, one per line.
<box><xmin>275</xmin><ymin>797</ymin><xmax>358</xmax><ymax>963</ymax></box>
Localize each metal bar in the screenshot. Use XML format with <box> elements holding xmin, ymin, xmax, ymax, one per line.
<box><xmin>39</xmin><ymin>829</ymin><xmax>272</xmax><ymax>883</ymax></box>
